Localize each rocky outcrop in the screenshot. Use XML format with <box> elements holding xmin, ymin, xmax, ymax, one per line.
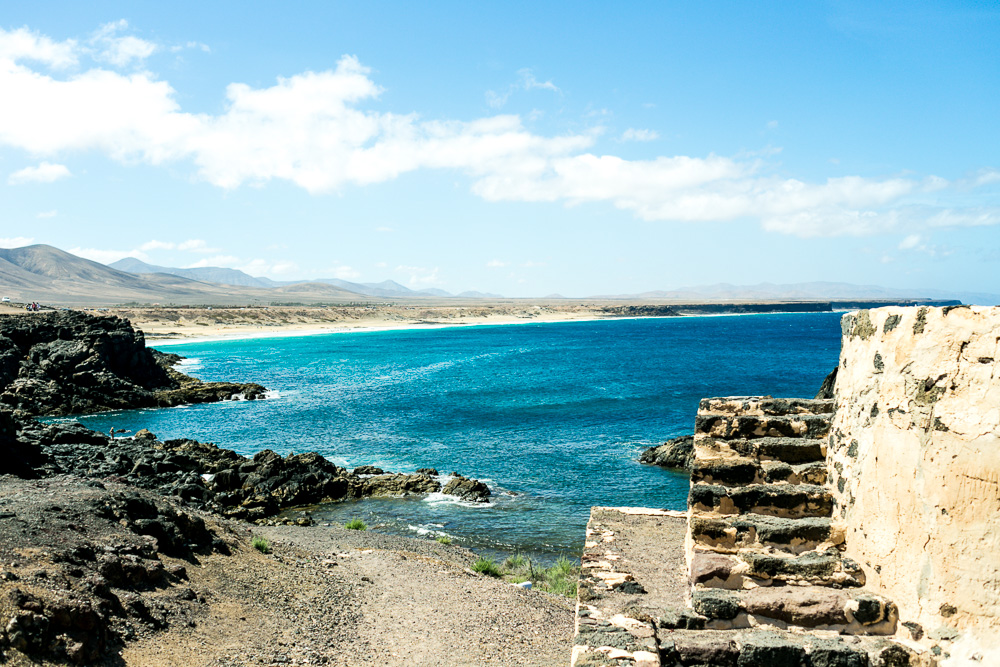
<box><xmin>442</xmin><ymin>474</ymin><xmax>491</xmax><ymax>502</ymax></box>
<box><xmin>0</xmin><ymin>311</ymin><xmax>265</xmax><ymax>416</ymax></box>
<box><xmin>0</xmin><ymin>476</ymin><xmax>227</xmax><ymax>664</ymax></box>
<box><xmin>638</xmin><ymin>436</ymin><xmax>694</xmax><ymax>470</ymax></box>
<box><xmin>9</xmin><ymin>417</ymin><xmax>480</xmax><ymax>523</ymax></box>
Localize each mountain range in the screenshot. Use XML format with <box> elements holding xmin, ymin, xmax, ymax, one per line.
<box><xmin>108</xmin><ymin>257</ymin><xmax>502</xmax><ymax>299</ymax></box>
<box><xmin>0</xmin><ymin>244</ymin><xmax>994</xmax><ymax>307</ymax></box>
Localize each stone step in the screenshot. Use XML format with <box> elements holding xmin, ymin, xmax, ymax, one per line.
<box><xmin>729</xmin><ymin>437</ymin><xmax>827</xmax><ymax>464</ymax></box>
<box><xmin>698</xmin><ymin>397</ymin><xmax>836</xmax><ymax>417</ymax></box>
<box><xmin>689</xmin><ymin>549</ymin><xmax>866</xmax><ymax>590</ymax></box>
<box><xmin>689</xmin><ymin>484</ymin><xmax>833</xmax><ymax>519</ymax></box>
<box><xmin>690</xmin><ymin>514</ymin><xmax>839</xmax><ymax>554</ymax></box>
<box><xmin>692</xmin><ymin>458</ymin><xmax>828</xmax><ymax>486</ymax></box>
<box><xmin>658</xmin><ymin>628</ymin><xmax>925</xmax><ymax>667</ymax></box>
<box><xmin>696</xmin><ymin>413</ymin><xmax>832</xmax><ymax>440</ymax></box>
<box><xmin>689</xmin><ymin>586</ymin><xmax>898</xmax><ymax>634</ymax></box>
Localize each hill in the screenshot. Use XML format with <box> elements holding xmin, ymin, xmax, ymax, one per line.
<box><xmin>0</xmin><ymin>245</ymin><xmax>367</xmax><ymax>306</ymax></box>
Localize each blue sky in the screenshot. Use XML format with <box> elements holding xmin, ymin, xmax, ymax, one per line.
<box><xmin>1</xmin><ymin>1</ymin><xmax>998</xmax><ymax>297</ymax></box>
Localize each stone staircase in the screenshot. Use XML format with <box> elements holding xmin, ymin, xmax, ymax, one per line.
<box><xmin>571</xmin><ymin>396</ymin><xmax>935</xmax><ymax>667</ymax></box>
<box><xmin>687</xmin><ymin>396</ymin><xmax>899</xmax><ymax>637</ymax></box>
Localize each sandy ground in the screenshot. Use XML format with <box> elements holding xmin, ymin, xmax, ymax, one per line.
<box><xmin>102</xmin><ymin>304</ymin><xmax>621</xmax><ymax>343</ymax></box>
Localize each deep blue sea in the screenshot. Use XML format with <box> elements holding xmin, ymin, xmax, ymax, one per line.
<box><xmin>68</xmin><ymin>313</ymin><xmax>842</xmax><ymax>563</ymax></box>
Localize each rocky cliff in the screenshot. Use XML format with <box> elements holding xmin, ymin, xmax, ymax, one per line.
<box><xmin>0</xmin><ymin>311</ymin><xmax>265</xmax><ymax>416</ymax></box>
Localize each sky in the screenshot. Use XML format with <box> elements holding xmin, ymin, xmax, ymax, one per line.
<box><xmin>1</xmin><ymin>1</ymin><xmax>998</xmax><ymax>298</ymax></box>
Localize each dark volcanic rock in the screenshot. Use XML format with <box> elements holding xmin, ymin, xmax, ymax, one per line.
<box><xmin>638</xmin><ymin>435</ymin><xmax>695</xmax><ymax>470</ymax></box>
<box><xmin>441</xmin><ymin>474</ymin><xmax>491</xmax><ymax>502</ymax></box>
<box><xmin>0</xmin><ymin>311</ymin><xmax>266</xmax><ymax>417</ymax></box>
<box><xmin>10</xmin><ymin>418</ymin><xmax>468</xmax><ymax>524</ymax></box>
<box><xmin>815</xmin><ymin>366</ymin><xmax>838</xmax><ymax>399</ymax></box>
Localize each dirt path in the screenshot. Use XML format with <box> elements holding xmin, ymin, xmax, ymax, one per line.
<box><xmin>0</xmin><ymin>477</ymin><xmax>574</xmax><ymax>667</ymax></box>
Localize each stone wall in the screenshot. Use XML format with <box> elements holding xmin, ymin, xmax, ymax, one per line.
<box><xmin>831</xmin><ymin>306</ymin><xmax>1000</xmax><ymax>645</ymax></box>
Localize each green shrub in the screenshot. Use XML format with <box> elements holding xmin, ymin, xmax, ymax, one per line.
<box><xmin>251</xmin><ymin>536</ymin><xmax>270</xmax><ymax>554</ymax></box>
<box><xmin>472</xmin><ymin>556</ymin><xmax>502</xmax><ymax>577</ymax></box>
<box><xmin>543</xmin><ymin>556</ymin><xmax>578</xmax><ymax>597</ymax></box>
<box><xmin>345</xmin><ymin>518</ymin><xmax>367</xmax><ymax>531</ymax></box>
<box><xmin>495</xmin><ymin>552</ymin><xmax>579</xmax><ymax>597</ymax></box>
<box><xmin>436</xmin><ymin>536</ymin><xmax>452</xmax><ymax>545</ymax></box>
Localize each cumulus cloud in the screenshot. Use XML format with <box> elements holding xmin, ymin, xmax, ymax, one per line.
<box><xmin>90</xmin><ymin>20</ymin><xmax>156</xmax><ymax>67</ymax></box>
<box><xmin>486</xmin><ymin>68</ymin><xmax>560</xmax><ymax>108</ymax></box>
<box><xmin>333</xmin><ymin>265</ymin><xmax>361</xmax><ymax>280</ymax></box>
<box><xmin>1</xmin><ymin>24</ymin><xmax>998</xmax><ymax>238</ymax></box>
<box><xmin>487</xmin><ymin>259</ymin><xmax>507</xmax><ymax>268</ymax></box>
<box><xmin>396</xmin><ymin>265</ymin><xmax>442</xmax><ymax>287</ymax></box>
<box><xmin>621</xmin><ymin>128</ymin><xmax>659</xmax><ymax>142</ymax></box>
<box><xmin>70</xmin><ymin>246</ymin><xmax>147</xmax><ymax>264</ymax></box>
<box><xmin>0</xmin><ymin>27</ymin><xmax>77</xmax><ymax>68</ymax></box>
<box><xmin>0</xmin><ymin>236</ymin><xmax>35</xmax><ymax>248</ymax></box>
<box><xmin>8</xmin><ymin>162</ymin><xmax>71</xmax><ymax>185</ymax></box>
<box><xmin>36</xmin><ymin>210</ymin><xmax>57</xmax><ymax>218</ymax></box>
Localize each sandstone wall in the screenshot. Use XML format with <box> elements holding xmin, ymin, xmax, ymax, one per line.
<box><xmin>830</xmin><ymin>306</ymin><xmax>1000</xmax><ymax>639</ymax></box>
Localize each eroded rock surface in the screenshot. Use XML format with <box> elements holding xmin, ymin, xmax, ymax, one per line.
<box><xmin>0</xmin><ymin>311</ymin><xmax>265</xmax><ymax>417</ymax></box>
<box><xmin>638</xmin><ymin>435</ymin><xmax>694</xmax><ymax>470</ymax></box>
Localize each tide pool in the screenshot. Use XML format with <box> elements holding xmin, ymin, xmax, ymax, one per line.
<box><xmin>69</xmin><ymin>313</ymin><xmax>842</xmax><ymax>562</ymax></box>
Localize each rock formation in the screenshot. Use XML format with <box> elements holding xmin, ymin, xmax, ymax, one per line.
<box><xmin>0</xmin><ymin>311</ymin><xmax>265</xmax><ymax>416</ymax></box>
<box><xmin>638</xmin><ymin>435</ymin><xmax>694</xmax><ymax>470</ymax></box>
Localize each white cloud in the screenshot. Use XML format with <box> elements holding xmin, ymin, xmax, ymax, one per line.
<box><xmin>899</xmin><ymin>234</ymin><xmax>922</xmax><ymax>250</ymax></box>
<box><xmin>333</xmin><ymin>265</ymin><xmax>361</xmax><ymax>280</ymax></box>
<box><xmin>90</xmin><ymin>20</ymin><xmax>156</xmax><ymax>67</ymax></box>
<box><xmin>621</xmin><ymin>128</ymin><xmax>659</xmax><ymax>142</ymax></box>
<box><xmin>185</xmin><ymin>255</ymin><xmax>298</xmax><ymax>278</ymax></box>
<box><xmin>396</xmin><ymin>265</ymin><xmax>442</xmax><ymax>287</ymax></box>
<box><xmin>186</xmin><ymin>255</ymin><xmax>240</xmax><ymax>268</ymax></box>
<box><xmin>1</xmin><ymin>26</ymin><xmax>998</xmax><ymax>238</ymax></box>
<box><xmin>70</xmin><ymin>246</ymin><xmax>147</xmax><ymax>264</ymax></box>
<box><xmin>36</xmin><ymin>210</ymin><xmax>57</xmax><ymax>218</ymax></box>
<box><xmin>139</xmin><ymin>239</ymin><xmax>175</xmax><ymax>251</ymax></box>
<box><xmin>0</xmin><ymin>236</ymin><xmax>34</xmax><ymax>248</ymax></box>
<box><xmin>8</xmin><ymin>162</ymin><xmax>71</xmax><ymax>185</ymax></box>
<box><xmin>0</xmin><ymin>27</ymin><xmax>77</xmax><ymax>68</ymax></box>
<box><xmin>487</xmin><ymin>259</ymin><xmax>507</xmax><ymax>268</ymax></box>
<box><xmin>375</xmin><ymin>226</ymin><xmax>393</xmax><ymax>233</ymax></box>
<box><xmin>486</xmin><ymin>68</ymin><xmax>560</xmax><ymax>108</ymax></box>
<box><xmin>177</xmin><ymin>238</ymin><xmax>217</xmax><ymax>253</ymax></box>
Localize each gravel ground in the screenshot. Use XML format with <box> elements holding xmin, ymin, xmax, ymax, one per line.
<box><xmin>0</xmin><ymin>476</ymin><xmax>574</xmax><ymax>667</ymax></box>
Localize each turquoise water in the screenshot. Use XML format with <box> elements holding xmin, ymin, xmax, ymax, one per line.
<box><xmin>70</xmin><ymin>313</ymin><xmax>842</xmax><ymax>562</ymax></box>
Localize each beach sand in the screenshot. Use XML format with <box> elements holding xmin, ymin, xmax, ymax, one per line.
<box><xmin>104</xmin><ymin>303</ymin><xmax>620</xmax><ymax>343</ymax></box>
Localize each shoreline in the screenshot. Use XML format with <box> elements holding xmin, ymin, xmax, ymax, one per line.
<box><xmin>138</xmin><ymin>309</ymin><xmax>851</xmax><ymax>347</ymax></box>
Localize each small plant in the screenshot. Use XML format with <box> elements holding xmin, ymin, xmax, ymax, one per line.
<box><xmin>544</xmin><ymin>556</ymin><xmax>579</xmax><ymax>597</ymax></box>
<box><xmin>503</xmin><ymin>553</ymin><xmax>527</xmax><ymax>570</ymax></box>
<box><xmin>345</xmin><ymin>518</ymin><xmax>367</xmax><ymax>531</ymax></box>
<box><xmin>472</xmin><ymin>555</ymin><xmax>502</xmax><ymax>577</ymax></box>
<box><xmin>436</xmin><ymin>536</ymin><xmax>452</xmax><ymax>545</ymax></box>
<box><xmin>251</xmin><ymin>536</ymin><xmax>270</xmax><ymax>554</ymax></box>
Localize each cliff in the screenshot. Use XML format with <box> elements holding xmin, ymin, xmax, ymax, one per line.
<box><xmin>0</xmin><ymin>311</ymin><xmax>265</xmax><ymax>416</ymax></box>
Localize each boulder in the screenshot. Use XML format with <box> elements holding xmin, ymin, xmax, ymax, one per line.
<box><xmin>638</xmin><ymin>435</ymin><xmax>694</xmax><ymax>470</ymax></box>
<box><xmin>442</xmin><ymin>474</ymin><xmax>491</xmax><ymax>502</ymax></box>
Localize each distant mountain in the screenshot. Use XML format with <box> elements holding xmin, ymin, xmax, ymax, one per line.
<box><xmin>109</xmin><ymin>258</ymin><xmax>504</xmax><ymax>299</ymax></box>
<box><xmin>458</xmin><ymin>290</ymin><xmax>504</xmax><ymax>298</ymax></box>
<box><xmin>109</xmin><ymin>258</ymin><xmax>273</xmax><ymax>288</ymax></box>
<box><xmin>0</xmin><ymin>245</ymin><xmax>366</xmax><ymax>306</ymax></box>
<box><xmin>593</xmin><ymin>281</ymin><xmax>998</xmax><ymax>305</ymax></box>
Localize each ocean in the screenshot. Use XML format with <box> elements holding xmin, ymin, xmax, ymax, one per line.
<box><xmin>69</xmin><ymin>312</ymin><xmax>843</xmax><ymax>563</ymax></box>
